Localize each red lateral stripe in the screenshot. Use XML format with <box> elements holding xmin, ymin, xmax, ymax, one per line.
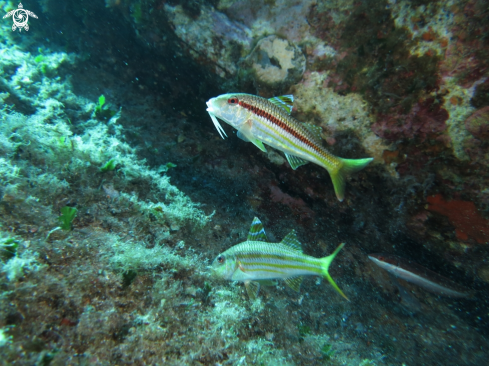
<box><xmin>239</xmin><ymin>101</ymin><xmax>317</xmax><ymax>149</ymax></box>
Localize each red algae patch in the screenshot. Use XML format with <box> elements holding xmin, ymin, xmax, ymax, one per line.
<box><xmin>372</xmin><ymin>98</ymin><xmax>449</xmax><ymax>142</ymax></box>
<box><xmin>427</xmin><ymin>194</ymin><xmax>489</xmax><ymax>244</ymax></box>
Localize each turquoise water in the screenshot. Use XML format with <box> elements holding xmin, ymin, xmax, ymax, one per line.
<box><xmin>0</xmin><ymin>1</ymin><xmax>488</xmax><ymax>365</ymax></box>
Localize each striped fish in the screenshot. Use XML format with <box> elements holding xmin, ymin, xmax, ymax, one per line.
<box><xmin>206</xmin><ymin>93</ymin><xmax>373</xmax><ymax>201</ymax></box>
<box><xmin>211</xmin><ymin>217</ymin><xmax>348</xmax><ymax>300</ymax></box>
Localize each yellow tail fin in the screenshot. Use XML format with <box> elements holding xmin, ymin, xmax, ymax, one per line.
<box><xmin>320</xmin><ymin>243</ymin><xmax>349</xmax><ymax>301</ymax></box>
<box><xmin>330</xmin><ymin>157</ymin><xmax>373</xmax><ymax>201</ymax></box>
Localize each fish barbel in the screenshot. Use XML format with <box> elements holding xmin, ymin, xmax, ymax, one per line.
<box><xmin>211</xmin><ymin>217</ymin><xmax>348</xmax><ymax>300</ymax></box>
<box><xmin>368</xmin><ymin>253</ymin><xmax>475</xmax><ymax>299</ymax></box>
<box><xmin>206</xmin><ymin>93</ymin><xmax>373</xmax><ymax>201</ymax></box>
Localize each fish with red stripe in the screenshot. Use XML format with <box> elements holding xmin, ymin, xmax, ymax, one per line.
<box><xmin>206</xmin><ymin>93</ymin><xmax>373</xmax><ymax>201</ymax></box>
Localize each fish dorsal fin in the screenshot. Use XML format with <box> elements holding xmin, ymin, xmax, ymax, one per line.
<box><xmin>269</xmin><ymin>95</ymin><xmax>294</xmax><ymax>114</ymax></box>
<box><xmin>302</xmin><ymin>123</ymin><xmax>323</xmax><ymax>140</ymax></box>
<box><xmin>284</xmin><ymin>276</ymin><xmax>303</xmax><ymax>292</ymax></box>
<box><xmin>247</xmin><ymin>217</ymin><xmax>268</xmax><ymax>242</ymax></box>
<box><xmin>284</xmin><ymin>153</ymin><xmax>309</xmax><ymax>170</ymax></box>
<box><xmin>245</xmin><ymin>281</ymin><xmax>260</xmax><ymax>299</ymax></box>
<box><xmin>280</xmin><ymin>230</ymin><xmax>302</xmax><ymax>251</ymax></box>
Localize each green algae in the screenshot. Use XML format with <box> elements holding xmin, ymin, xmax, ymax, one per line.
<box><xmin>58</xmin><ymin>206</ymin><xmax>77</xmax><ymax>231</ymax></box>
<box><xmin>0</xmin><ymin>236</ymin><xmax>19</xmax><ymax>261</ymax></box>
<box><xmin>100</xmin><ymin>158</ymin><xmax>117</xmax><ymax>172</ymax></box>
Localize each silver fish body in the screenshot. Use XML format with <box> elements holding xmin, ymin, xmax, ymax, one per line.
<box><xmin>369</xmin><ymin>254</ymin><xmax>475</xmax><ymax>299</ymax></box>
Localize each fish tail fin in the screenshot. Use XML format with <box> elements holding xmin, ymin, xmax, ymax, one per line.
<box><xmin>330</xmin><ymin>157</ymin><xmax>373</xmax><ymax>201</ymax></box>
<box><xmin>320</xmin><ymin>243</ymin><xmax>349</xmax><ymax>301</ymax></box>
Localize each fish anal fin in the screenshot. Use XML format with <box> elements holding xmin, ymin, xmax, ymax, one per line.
<box><xmin>245</xmin><ymin>281</ymin><xmax>260</xmax><ymax>299</ymax></box>
<box><xmin>280</xmin><ymin>230</ymin><xmax>302</xmax><ymax>251</ymax></box>
<box><xmin>284</xmin><ymin>276</ymin><xmax>303</xmax><ymax>292</ymax></box>
<box><xmin>269</xmin><ymin>95</ymin><xmax>294</xmax><ymax>114</ymax></box>
<box><xmin>284</xmin><ymin>153</ymin><xmax>309</xmax><ymax>170</ymax></box>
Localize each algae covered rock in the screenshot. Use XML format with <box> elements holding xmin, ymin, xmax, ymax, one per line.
<box><xmin>465</xmin><ymin>106</ymin><xmax>489</xmax><ymax>141</ymax></box>
<box><xmin>164</xmin><ymin>3</ymin><xmax>252</xmax><ymax>78</ymax></box>
<box><xmin>243</xmin><ymin>35</ymin><xmax>306</xmax><ymax>89</ymax></box>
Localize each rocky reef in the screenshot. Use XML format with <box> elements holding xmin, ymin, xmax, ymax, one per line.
<box><xmin>1</xmin><ymin>0</ymin><xmax>489</xmax><ymax>365</ymax></box>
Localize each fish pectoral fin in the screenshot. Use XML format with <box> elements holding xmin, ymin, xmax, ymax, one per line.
<box><xmin>238</xmin><ymin>122</ymin><xmax>267</xmax><ymax>152</ymax></box>
<box><xmin>284</xmin><ymin>276</ymin><xmax>303</xmax><ymax>292</ymax></box>
<box><xmin>237</xmin><ymin>130</ymin><xmax>250</xmax><ymax>142</ymax></box>
<box><xmin>284</xmin><ymin>153</ymin><xmax>309</xmax><ymax>170</ymax></box>
<box><xmin>245</xmin><ymin>281</ymin><xmax>260</xmax><ymax>299</ymax></box>
<box><xmin>231</xmin><ymin>262</ymin><xmax>250</xmax><ymax>282</ymax></box>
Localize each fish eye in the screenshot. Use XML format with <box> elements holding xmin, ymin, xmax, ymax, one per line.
<box><xmin>228</xmin><ymin>97</ymin><xmax>238</xmax><ymax>104</ymax></box>
<box><xmin>217</xmin><ymin>255</ymin><xmax>225</xmax><ymax>264</ymax></box>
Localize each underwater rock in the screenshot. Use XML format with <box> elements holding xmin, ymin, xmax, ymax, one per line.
<box><xmin>478</xmin><ymin>264</ymin><xmax>489</xmax><ymax>284</ymax></box>
<box><xmin>219</xmin><ymin>0</ymin><xmax>316</xmax><ymax>42</ymax></box>
<box><xmin>372</xmin><ymin>98</ymin><xmax>449</xmax><ymax>142</ymax></box>
<box><xmin>388</xmin><ymin>0</ymin><xmax>456</xmax><ymax>58</ymax></box>
<box><xmin>291</xmin><ymin>72</ymin><xmax>388</xmax><ymax>164</ymax></box>
<box><xmin>164</xmin><ymin>3</ymin><xmax>252</xmax><ymax>78</ymax></box>
<box><xmin>471</xmin><ymin>78</ymin><xmax>489</xmax><ymax>108</ymax></box>
<box><xmin>269</xmin><ymin>185</ymin><xmax>314</xmax><ymax>220</ymax></box>
<box><xmin>427</xmin><ymin>194</ymin><xmax>489</xmax><ymax>244</ymax></box>
<box><xmin>242</xmin><ymin>35</ymin><xmax>306</xmax><ymax>89</ymax></box>
<box><xmin>440</xmin><ymin>82</ymin><xmax>476</xmax><ymax>162</ymax></box>
<box><xmin>465</xmin><ymin>106</ymin><xmax>489</xmax><ymax>141</ymax></box>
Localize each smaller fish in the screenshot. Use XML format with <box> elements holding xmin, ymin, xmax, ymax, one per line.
<box><xmin>211</xmin><ymin>217</ymin><xmax>348</xmax><ymax>300</ymax></box>
<box><xmin>368</xmin><ymin>253</ymin><xmax>475</xmax><ymax>299</ymax></box>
